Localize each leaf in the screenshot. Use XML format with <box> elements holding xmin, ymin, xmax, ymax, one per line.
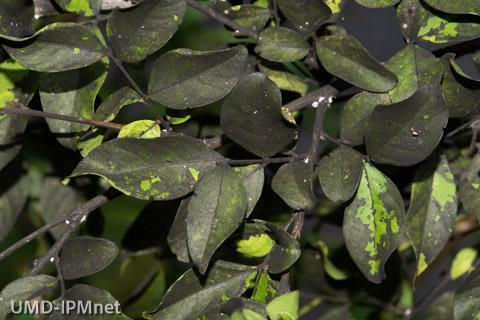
<box><xmin>0</xmin><ymin>0</ymin><xmax>35</xmax><ymax>39</ymax></box>
<box><xmin>406</xmin><ymin>155</ymin><xmax>457</xmax><ymax>276</ymax></box>
<box><xmin>396</xmin><ymin>0</ymin><xmax>428</xmax><ymax>42</ymax></box>
<box><xmin>258</xmin><ymin>65</ymin><xmax>308</xmax><ymax>96</ymax></box>
<box><xmin>223</xmin><ymin>5</ymin><xmax>271</xmax><ymax>32</ymax></box>
<box><xmin>187</xmin><ymin>166</ymin><xmax>247</xmax><ymax>274</ymax></box>
<box><xmin>150</xmin><ymin>261</ymin><xmax>255</xmax><ymax>320</ymax></box>
<box><xmin>325</xmin><ymin>0</ymin><xmax>343</xmax><ymax>14</ymax></box>
<box><xmin>417</xmin><ymin>11</ymin><xmax>480</xmax><ymax>43</ymax></box>
<box><xmin>232</xmin><ymin>309</ymin><xmax>268</xmax><ymax>320</ymax></box>
<box><xmin>118</xmin><ymin>120</ymin><xmax>161</xmax><ymax>139</ymax></box>
<box><xmin>167</xmin><ymin>198</ymin><xmax>190</xmax><ymax>263</ymax></box>
<box><xmin>221</xmin><ymin>73</ymin><xmax>296</xmax><ymax>157</ymax></box>
<box><xmin>94</xmin><ymin>87</ymin><xmax>142</xmax><ymax>122</ymax></box>
<box><xmin>233</xmin><ymin>165</ymin><xmax>265</xmax><ymax>217</ymax></box>
<box><xmin>237</xmin><ymin>234</ymin><xmax>275</xmax><ymax>258</ymax></box>
<box><xmin>276</xmin><ymin>0</ymin><xmax>332</xmax><ymax>34</ymax></box>
<box><xmin>266</xmin><ymin>222</ymin><xmax>301</xmax><ymax>274</ymax></box>
<box><xmin>0</xmin><ymin>176</ymin><xmax>29</xmax><ymax>242</ymax></box>
<box><xmin>459</xmin><ymin>154</ymin><xmax>480</xmax><ymax>219</ymax></box>
<box><xmin>272</xmin><ymin>162</ymin><xmax>315</xmax><ymax>210</ymax></box>
<box><xmin>106</xmin><ymin>0</ymin><xmax>186</xmax><ymax>63</ymax></box>
<box><xmin>0</xmin><ymin>116</ymin><xmax>27</xmax><ymax>172</ymax></box>
<box><xmin>426</xmin><ymin>292</ymin><xmax>454</xmax><ymax>320</ymax></box>
<box><xmin>317</xmin><ymin>146</ymin><xmax>364</xmax><ymax>203</ymax></box>
<box><xmin>39</xmin><ymin>60</ymin><xmax>108</xmax><ymax>149</ymax></box>
<box><xmin>423</xmin><ymin>0</ymin><xmax>480</xmax><ymax>16</ymax></box>
<box><xmin>343</xmin><ymin>162</ymin><xmax>405</xmax><ymax>283</ymax></box>
<box><xmin>453</xmin><ymin>268</ymin><xmax>480</xmax><ymax>320</ymax></box>
<box><xmin>451</xmin><ymin>248</ymin><xmax>477</xmax><ymax>280</ymax></box>
<box><xmin>316</xmin><ymin>34</ymin><xmax>398</xmax><ymax>92</ymax></box>
<box><xmin>60</xmin><ymin>236</ymin><xmax>119</xmax><ymax>280</ymax></box>
<box><xmin>3</xmin><ymin>23</ymin><xmax>106</xmax><ymax>72</ymax></box>
<box><xmin>440</xmin><ymin>54</ymin><xmax>480</xmax><ymax>118</ymax></box>
<box><xmin>69</xmin><ymin>136</ymin><xmax>223</xmax><ymax>200</ymax></box>
<box><xmin>0</xmin><ymin>59</ymin><xmax>36</xmax><ymax>109</ymax></box>
<box><xmin>355</xmin><ymin>0</ymin><xmax>400</xmax><ymax>8</ymax></box>
<box><xmin>266</xmin><ymin>291</ymin><xmax>299</xmax><ymax>320</ymax></box>
<box><xmin>339</xmin><ymin>91</ymin><xmax>390</xmax><ymax>145</ymax></box>
<box><xmin>148</xmin><ymin>46</ymin><xmax>248</xmax><ymax>110</ymax></box>
<box><xmin>54</xmin><ymin>0</ymin><xmax>101</xmax><ymax>16</ymax></box>
<box><xmin>0</xmin><ymin>275</ymin><xmax>57</xmax><ymax>312</ymax></box>
<box><xmin>255</xmin><ymin>27</ymin><xmax>310</xmax><ymax>63</ymax></box>
<box><xmin>364</xmin><ymin>85</ymin><xmax>449</xmax><ymax>166</ymax></box>
<box><xmin>313</xmin><ymin>241</ymin><xmax>349</xmax><ymax>280</ymax></box>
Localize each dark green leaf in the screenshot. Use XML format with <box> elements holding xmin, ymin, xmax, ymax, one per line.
<box><xmin>3</xmin><ymin>23</ymin><xmax>106</xmax><ymax>72</ymax></box>
<box><xmin>276</xmin><ymin>0</ymin><xmax>332</xmax><ymax>34</ymax></box>
<box><xmin>317</xmin><ymin>146</ymin><xmax>364</xmax><ymax>203</ymax></box>
<box><xmin>0</xmin><ymin>176</ymin><xmax>29</xmax><ymax>242</ymax></box>
<box><xmin>39</xmin><ymin>60</ymin><xmax>108</xmax><ymax>149</ymax></box>
<box><xmin>150</xmin><ymin>261</ymin><xmax>255</xmax><ymax>320</ymax></box>
<box><xmin>423</xmin><ymin>0</ymin><xmax>480</xmax><ymax>16</ymax></box>
<box><xmin>258</xmin><ymin>65</ymin><xmax>308</xmax><ymax>96</ymax></box>
<box><xmin>266</xmin><ymin>222</ymin><xmax>301</xmax><ymax>274</ymax></box>
<box><xmin>406</xmin><ymin>155</ymin><xmax>457</xmax><ymax>275</ymax></box>
<box><xmin>396</xmin><ymin>0</ymin><xmax>427</xmax><ymax>42</ymax></box>
<box><xmin>271</xmin><ymin>162</ymin><xmax>315</xmax><ymax>210</ymax></box>
<box><xmin>453</xmin><ymin>268</ymin><xmax>480</xmax><ymax>320</ymax></box>
<box><xmin>69</xmin><ymin>136</ymin><xmax>223</xmax><ymax>200</ymax></box>
<box><xmin>459</xmin><ymin>154</ymin><xmax>480</xmax><ymax>219</ymax></box>
<box><xmin>343</xmin><ymin>162</ymin><xmax>405</xmax><ymax>283</ymax></box>
<box><xmin>224</xmin><ymin>5</ymin><xmax>271</xmax><ymax>32</ymax></box>
<box><xmin>167</xmin><ymin>198</ymin><xmax>190</xmax><ymax>263</ymax></box>
<box><xmin>106</xmin><ymin>0</ymin><xmax>186</xmax><ymax>63</ymax></box>
<box><xmin>54</xmin><ymin>0</ymin><xmax>101</xmax><ymax>16</ymax></box>
<box><xmin>233</xmin><ymin>165</ymin><xmax>264</xmax><ymax>217</ymax></box>
<box><xmin>0</xmin><ymin>115</ymin><xmax>27</xmax><ymax>171</ymax></box>
<box><xmin>355</xmin><ymin>0</ymin><xmax>400</xmax><ymax>8</ymax></box>
<box><xmin>60</xmin><ymin>236</ymin><xmax>119</xmax><ymax>280</ymax></box>
<box><xmin>364</xmin><ymin>85</ymin><xmax>449</xmax><ymax>166</ymax></box>
<box><xmin>0</xmin><ymin>0</ymin><xmax>35</xmax><ymax>39</ymax></box>
<box><xmin>427</xmin><ymin>292</ymin><xmax>454</xmax><ymax>320</ymax></box>
<box><xmin>316</xmin><ymin>34</ymin><xmax>398</xmax><ymax>92</ymax></box>
<box><xmin>255</xmin><ymin>27</ymin><xmax>310</xmax><ymax>62</ymax></box>
<box><xmin>94</xmin><ymin>87</ymin><xmax>142</xmax><ymax>122</ymax></box>
<box><xmin>0</xmin><ymin>275</ymin><xmax>57</xmax><ymax>310</ymax></box>
<box><xmin>187</xmin><ymin>166</ymin><xmax>247</xmax><ymax>274</ymax></box>
<box><xmin>148</xmin><ymin>46</ymin><xmax>248</xmax><ymax>109</ymax></box>
<box><xmin>220</xmin><ymin>72</ymin><xmax>296</xmax><ymax>157</ymax></box>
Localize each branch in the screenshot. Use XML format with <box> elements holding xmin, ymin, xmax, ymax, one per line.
<box><xmin>284</xmin><ymin>85</ymin><xmax>338</xmax><ymax>112</ymax></box>
<box><xmin>0</xmin><ymin>104</ymin><xmax>124</xmax><ymax>131</ymax></box>
<box><xmin>224</xmin><ymin>154</ymin><xmax>306</xmax><ymax>165</ymax></box>
<box><xmin>185</xmin><ymin>0</ymin><xmax>258</xmax><ymax>38</ymax></box>
<box><xmin>29</xmin><ymin>194</ymin><xmax>111</xmax><ymax>276</ymax></box>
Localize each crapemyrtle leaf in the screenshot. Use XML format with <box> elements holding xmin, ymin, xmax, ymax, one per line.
<box><xmin>406</xmin><ymin>155</ymin><xmax>457</xmax><ymax>276</ymax></box>
<box><xmin>313</xmin><ymin>241</ymin><xmax>349</xmax><ymax>280</ymax></box>
<box><xmin>232</xmin><ymin>309</ymin><xmax>267</xmax><ymax>320</ymax></box>
<box><xmin>343</xmin><ymin>162</ymin><xmax>406</xmax><ymax>283</ymax></box>
<box><xmin>101</xmin><ymin>0</ymin><xmax>139</xmax><ymax>10</ymax></box>
<box><xmin>427</xmin><ymin>292</ymin><xmax>454</xmax><ymax>320</ymax></box>
<box><xmin>0</xmin><ymin>0</ymin><xmax>35</xmax><ymax>39</ymax></box>
<box><xmin>355</xmin><ymin>0</ymin><xmax>400</xmax><ymax>8</ymax></box>
<box><xmin>60</xmin><ymin>236</ymin><xmax>119</xmax><ymax>280</ymax></box>
<box><xmin>325</xmin><ymin>0</ymin><xmax>343</xmax><ymax>14</ymax></box>
<box><xmin>417</xmin><ymin>12</ymin><xmax>480</xmax><ymax>44</ymax></box>
<box><xmin>317</xmin><ymin>146</ymin><xmax>364</xmax><ymax>203</ymax></box>
<box><xmin>106</xmin><ymin>0</ymin><xmax>186</xmax><ymax>63</ymax></box>
<box><xmin>94</xmin><ymin>87</ymin><xmax>142</xmax><ymax>122</ymax></box>
<box><xmin>3</xmin><ymin>23</ymin><xmax>107</xmax><ymax>72</ymax></box>
<box><xmin>266</xmin><ymin>222</ymin><xmax>301</xmax><ymax>274</ymax></box>
<box><xmin>237</xmin><ymin>233</ymin><xmax>275</xmax><ymax>258</ymax></box>
<box><xmin>150</xmin><ymin>261</ymin><xmax>256</xmax><ymax>320</ymax></box>
<box><xmin>474</xmin><ymin>51</ymin><xmax>480</xmax><ymax>65</ymax></box>
<box><xmin>396</xmin><ymin>0</ymin><xmax>427</xmax><ymax>42</ymax></box>
<box><xmin>0</xmin><ymin>115</ymin><xmax>27</xmax><ymax>171</ymax></box>
<box><xmin>233</xmin><ymin>165</ymin><xmax>265</xmax><ymax>217</ymax></box>
<box><xmin>54</xmin><ymin>0</ymin><xmax>101</xmax><ymax>16</ymax></box>
<box><xmin>459</xmin><ymin>154</ymin><xmax>480</xmax><ymax>219</ymax></box>
<box><xmin>339</xmin><ymin>91</ymin><xmax>390</xmax><ymax>145</ymax></box>
<box><xmin>451</xmin><ymin>248</ymin><xmax>477</xmax><ymax>280</ymax></box>
<box><xmin>364</xmin><ymin>85</ymin><xmax>449</xmax><ymax>166</ymax></box>
<box><xmin>0</xmin><ymin>176</ymin><xmax>29</xmax><ymax>242</ymax></box>
<box><xmin>453</xmin><ymin>268</ymin><xmax>480</xmax><ymax>320</ymax></box>
<box><xmin>441</xmin><ymin>54</ymin><xmax>480</xmax><ymax>118</ymax></box>
<box><xmin>223</xmin><ymin>5</ymin><xmax>271</xmax><ymax>32</ymax></box>
<box><xmin>221</xmin><ymin>73</ymin><xmax>296</xmax><ymax>157</ymax></box>
<box><xmin>148</xmin><ymin>46</ymin><xmax>248</xmax><ymax>110</ymax></box>
<box><xmin>316</xmin><ymin>34</ymin><xmax>398</xmax><ymax>92</ymax></box>
<box><xmin>423</xmin><ymin>0</ymin><xmax>480</xmax><ymax>16</ymax></box>
<box><xmin>266</xmin><ymin>291</ymin><xmax>299</xmax><ymax>320</ymax></box>
<box><xmin>167</xmin><ymin>198</ymin><xmax>190</xmax><ymax>262</ymax></box>
<box><xmin>255</xmin><ymin>27</ymin><xmax>310</xmax><ymax>63</ymax></box>
<box><xmin>258</xmin><ymin>65</ymin><xmax>308</xmax><ymax>96</ymax></box>
<box><xmin>276</xmin><ymin>0</ymin><xmax>332</xmax><ymax>34</ymax></box>
<box><xmin>69</xmin><ymin>136</ymin><xmax>224</xmax><ymax>200</ymax></box>
<box><xmin>39</xmin><ymin>60</ymin><xmax>108</xmax><ymax>149</ymax></box>
<box><xmin>118</xmin><ymin>120</ymin><xmax>161</xmax><ymax>139</ymax></box>
<box><xmin>187</xmin><ymin>166</ymin><xmax>247</xmax><ymax>274</ymax></box>
<box><xmin>271</xmin><ymin>162</ymin><xmax>315</xmax><ymax>210</ymax></box>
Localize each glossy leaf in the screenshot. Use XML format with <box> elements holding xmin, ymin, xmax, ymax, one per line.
<box><xmin>54</xmin><ymin>0</ymin><xmax>101</xmax><ymax>16</ymax></box>
<box><xmin>150</xmin><ymin>261</ymin><xmax>255</xmax><ymax>320</ymax></box>
<box><xmin>107</xmin><ymin>0</ymin><xmax>185</xmax><ymax>62</ymax></box>
<box><xmin>3</xmin><ymin>23</ymin><xmax>106</xmax><ymax>72</ymax></box>
<box><xmin>355</xmin><ymin>0</ymin><xmax>400</xmax><ymax>8</ymax></box>
<box><xmin>343</xmin><ymin>162</ymin><xmax>405</xmax><ymax>283</ymax></box>
<box><xmin>272</xmin><ymin>162</ymin><xmax>315</xmax><ymax>210</ymax></box>
<box><xmin>148</xmin><ymin>46</ymin><xmax>247</xmax><ymax>109</ymax></box>
<box><xmin>423</xmin><ymin>0</ymin><xmax>480</xmax><ymax>16</ymax></box>
<box><xmin>451</xmin><ymin>248</ymin><xmax>477</xmax><ymax>280</ymax></box>
<box><xmin>364</xmin><ymin>85</ymin><xmax>449</xmax><ymax>166</ymax></box>
<box><xmin>276</xmin><ymin>0</ymin><xmax>332</xmax><ymax>34</ymax></box>
<box><xmin>266</xmin><ymin>291</ymin><xmax>299</xmax><ymax>320</ymax></box>
<box><xmin>69</xmin><ymin>136</ymin><xmax>223</xmax><ymax>200</ymax></box>
<box><xmin>317</xmin><ymin>146</ymin><xmax>364</xmax><ymax>203</ymax></box>
<box><xmin>255</xmin><ymin>27</ymin><xmax>310</xmax><ymax>63</ymax></box>
<box><xmin>0</xmin><ymin>0</ymin><xmax>34</xmax><ymax>39</ymax></box>
<box><xmin>187</xmin><ymin>166</ymin><xmax>247</xmax><ymax>274</ymax></box>
<box><xmin>60</xmin><ymin>236</ymin><xmax>119</xmax><ymax>279</ymax></box>
<box><xmin>459</xmin><ymin>154</ymin><xmax>480</xmax><ymax>219</ymax></box>
<box><xmin>221</xmin><ymin>73</ymin><xmax>296</xmax><ymax>157</ymax></box>
<box><xmin>223</xmin><ymin>5</ymin><xmax>271</xmax><ymax>32</ymax></box>
<box><xmin>316</xmin><ymin>34</ymin><xmax>398</xmax><ymax>92</ymax></box>
<box><xmin>0</xmin><ymin>176</ymin><xmax>29</xmax><ymax>242</ymax></box>
<box><xmin>453</xmin><ymin>268</ymin><xmax>480</xmax><ymax>320</ymax></box>
<box><xmin>233</xmin><ymin>165</ymin><xmax>265</xmax><ymax>217</ymax></box>
<box><xmin>407</xmin><ymin>155</ymin><xmax>457</xmax><ymax>275</ymax></box>
<box><xmin>258</xmin><ymin>65</ymin><xmax>308</xmax><ymax>96</ymax></box>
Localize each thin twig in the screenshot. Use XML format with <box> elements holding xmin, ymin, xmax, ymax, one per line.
<box><xmin>445</xmin><ymin>117</ymin><xmax>480</xmax><ymax>139</ymax></box>
<box><xmin>185</xmin><ymin>0</ymin><xmax>258</xmax><ymax>38</ymax></box>
<box><xmin>54</xmin><ymin>257</ymin><xmax>66</xmax><ymax>300</ymax></box>
<box><xmin>224</xmin><ymin>154</ymin><xmax>306</xmax><ymax>165</ymax></box>
<box><xmin>283</xmin><ymin>85</ymin><xmax>338</xmax><ymax>112</ymax></box>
